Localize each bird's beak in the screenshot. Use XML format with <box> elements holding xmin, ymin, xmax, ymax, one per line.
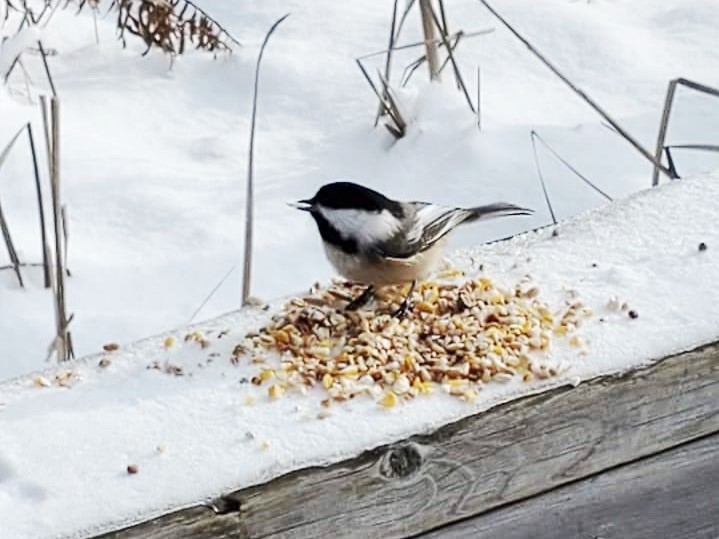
<box><xmin>289</xmin><ymin>199</ymin><xmax>313</xmax><ymax>212</ymax></box>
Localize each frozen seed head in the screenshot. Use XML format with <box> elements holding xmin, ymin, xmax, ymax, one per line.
<box><xmin>234</xmin><ymin>270</ymin><xmax>588</xmax><ymax>405</ymax></box>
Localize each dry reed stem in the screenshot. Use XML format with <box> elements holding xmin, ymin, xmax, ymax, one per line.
<box><xmin>429</xmin><ymin>5</ymin><xmax>475</xmax><ymax>113</ymax></box>
<box><xmin>27</xmin><ymin>123</ymin><xmax>51</xmax><ymax>287</ymax></box>
<box><xmin>479</xmin><ymin>0</ymin><xmax>673</xmax><ymax>180</ymax></box>
<box><xmin>242</xmin><ymin>13</ymin><xmax>290</xmax><ymax>306</ymax></box>
<box><xmin>652</xmin><ymin>78</ymin><xmax>719</xmax><ymax>186</ymax></box>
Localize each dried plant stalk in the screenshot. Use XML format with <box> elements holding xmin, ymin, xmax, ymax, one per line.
<box><xmin>243</xmin><ymin>13</ymin><xmax>290</xmax><ymax>306</ymax></box>
<box><xmin>652</xmin><ymin>78</ymin><xmax>719</xmax><ymax>186</ymax></box>
<box><xmin>479</xmin><ymin>0</ymin><xmax>673</xmax><ymax>180</ymax></box>
<box><xmin>531</xmin><ymin>130</ymin><xmax>612</xmax><ymax>202</ymax></box>
<box><xmin>27</xmin><ymin>123</ymin><xmax>51</xmax><ymax>287</ymax></box>
<box><xmin>476</xmin><ymin>65</ymin><xmax>481</xmax><ymax>130</ymax></box>
<box><xmin>43</xmin><ymin>96</ymin><xmax>74</xmax><ymax>361</ymax></box>
<box><xmin>418</xmin><ymin>0</ymin><xmax>439</xmax><ymax>80</ymax></box>
<box><xmin>0</xmin><ymin>197</ymin><xmax>24</xmax><ymax>286</ymax></box>
<box><xmin>0</xmin><ymin>124</ymin><xmax>26</xmax><ymax>287</ymax></box>
<box><xmin>429</xmin><ymin>5</ymin><xmax>475</xmax><ymax>113</ymax></box>
<box><xmin>374</xmin><ymin>0</ymin><xmax>399</xmax><ymax>127</ymax></box>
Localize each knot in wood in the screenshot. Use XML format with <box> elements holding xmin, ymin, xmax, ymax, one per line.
<box><xmin>380</xmin><ymin>444</ymin><xmax>423</xmax><ymax>479</ymax></box>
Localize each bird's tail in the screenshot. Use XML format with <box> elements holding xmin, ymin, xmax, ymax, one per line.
<box><xmin>464</xmin><ymin>203</ymin><xmax>533</xmax><ymax>222</ymax></box>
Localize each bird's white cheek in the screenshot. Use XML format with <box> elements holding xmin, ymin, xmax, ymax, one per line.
<box><xmin>318</xmin><ymin>207</ymin><xmax>401</xmax><ymax>246</ymax></box>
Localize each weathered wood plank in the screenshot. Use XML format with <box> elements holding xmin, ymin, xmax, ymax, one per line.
<box><xmin>423</xmin><ymin>433</ymin><xmax>719</xmax><ymax>539</ymax></box>
<box><xmin>93</xmin><ymin>342</ymin><xmax>719</xmax><ymax>539</ymax></box>
<box><xmin>95</xmin><ymin>506</ymin><xmax>241</xmax><ymax>539</ymax></box>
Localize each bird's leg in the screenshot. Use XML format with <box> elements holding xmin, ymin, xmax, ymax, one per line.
<box><xmin>345</xmin><ymin>285</ymin><xmax>375</xmax><ymax>311</ymax></box>
<box><xmin>392</xmin><ymin>280</ymin><xmax>416</xmax><ymax>319</ymax></box>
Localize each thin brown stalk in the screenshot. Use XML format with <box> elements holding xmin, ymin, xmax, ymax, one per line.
<box><xmin>429</xmin><ymin>6</ymin><xmax>475</xmax><ymax>112</ymax></box>
<box><xmin>394</xmin><ymin>0</ymin><xmax>416</xmax><ymax>39</ymax></box>
<box><xmin>358</xmin><ymin>28</ymin><xmax>493</xmax><ymax>61</ymax></box>
<box><xmin>0</xmin><ymin>198</ymin><xmax>23</xmax><ymax>287</ymax></box>
<box><xmin>27</xmin><ymin>123</ymin><xmax>51</xmax><ymax>287</ymax></box>
<box><xmin>48</xmin><ymin>97</ymin><xmax>73</xmax><ymax>360</ymax></box>
<box><xmin>37</xmin><ymin>40</ymin><xmax>56</xmax><ymax>96</ymax></box>
<box><xmin>61</xmin><ymin>203</ymin><xmax>70</xmax><ymax>276</ymax></box>
<box><xmin>652</xmin><ymin>78</ymin><xmax>719</xmax><ymax>186</ymax></box>
<box><xmin>357</xmin><ymin>59</ymin><xmax>403</xmax><ymax>132</ymax></box>
<box><xmin>374</xmin><ymin>0</ymin><xmax>399</xmax><ymax>127</ymax></box>
<box><xmin>479</xmin><ymin>0</ymin><xmax>672</xmax><ymax>179</ymax></box>
<box><xmin>532</xmin><ymin>130</ymin><xmax>613</xmax><ymax>201</ymax></box>
<box><xmin>418</xmin><ymin>0</ymin><xmax>439</xmax><ymax>80</ymax></box>
<box><xmin>243</xmin><ymin>13</ymin><xmax>290</xmax><ymax>306</ymax></box>
<box><xmin>437</xmin><ymin>33</ymin><xmax>462</xmax><ymax>76</ymax></box>
<box><xmin>92</xmin><ymin>5</ymin><xmax>99</xmax><ymax>44</ymax></box>
<box><xmin>476</xmin><ymin>65</ymin><xmax>481</xmax><ymax>130</ymax></box>
<box><xmin>0</xmin><ymin>124</ymin><xmax>26</xmax><ymax>287</ymax></box>
<box><xmin>378</xmin><ymin>71</ymin><xmax>406</xmax><ymax>137</ymax></box>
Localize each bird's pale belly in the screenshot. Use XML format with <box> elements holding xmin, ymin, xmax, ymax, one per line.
<box><xmin>323</xmin><ymin>240</ymin><xmax>447</xmax><ymax>286</ymax></box>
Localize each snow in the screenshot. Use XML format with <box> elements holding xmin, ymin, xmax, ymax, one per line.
<box><xmin>2</xmin><ymin>172</ymin><xmax>719</xmax><ymax>539</ymax></box>
<box><xmin>1</xmin><ymin>0</ymin><xmax>718</xmax><ymax>380</ymax></box>
<box><xmin>1</xmin><ymin>0</ymin><xmax>718</xmax><ymax>536</ymax></box>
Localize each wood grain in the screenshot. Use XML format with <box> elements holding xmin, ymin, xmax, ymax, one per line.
<box><xmin>93</xmin><ymin>342</ymin><xmax>719</xmax><ymax>539</ymax></box>
<box><xmin>424</xmin><ymin>433</ymin><xmax>719</xmax><ymax>539</ymax></box>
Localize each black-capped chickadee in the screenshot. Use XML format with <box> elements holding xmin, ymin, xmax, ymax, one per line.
<box><xmin>292</xmin><ymin>181</ymin><xmax>532</xmax><ymax>316</ymax></box>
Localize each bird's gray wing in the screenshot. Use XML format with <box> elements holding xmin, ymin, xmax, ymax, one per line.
<box><xmin>375</xmin><ymin>203</ymin><xmax>472</xmax><ymax>259</ymax></box>
<box><xmin>375</xmin><ymin>201</ymin><xmax>532</xmax><ymax>259</ymax></box>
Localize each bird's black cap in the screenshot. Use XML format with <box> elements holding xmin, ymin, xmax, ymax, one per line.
<box><xmin>296</xmin><ymin>181</ymin><xmax>404</xmax><ymax>217</ymax></box>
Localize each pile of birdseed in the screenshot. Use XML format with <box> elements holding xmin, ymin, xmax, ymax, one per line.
<box><xmin>234</xmin><ymin>269</ymin><xmax>590</xmax><ymax>406</ymax></box>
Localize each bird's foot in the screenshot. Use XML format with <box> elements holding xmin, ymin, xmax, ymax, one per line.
<box><xmin>391</xmin><ymin>280</ymin><xmax>417</xmax><ymax>319</ymax></box>
<box><xmin>391</xmin><ymin>299</ymin><xmax>413</xmax><ymax>319</ymax></box>
<box><xmin>345</xmin><ymin>285</ymin><xmax>375</xmax><ymax>311</ymax></box>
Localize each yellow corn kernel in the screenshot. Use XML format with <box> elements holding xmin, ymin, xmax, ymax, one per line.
<box><xmin>273</xmin><ymin>329</ymin><xmax>290</xmax><ymax>344</ymax></box>
<box><xmin>412</xmin><ymin>377</ymin><xmax>432</xmax><ymax>394</ymax></box>
<box><xmin>322</xmin><ymin>373</ymin><xmax>334</xmax><ymax>389</ymax></box>
<box><xmin>417</xmin><ymin>301</ymin><xmax>435</xmax><ymax>313</ymax></box>
<box><xmin>163</xmin><ymin>336</ymin><xmax>176</xmax><ymax>348</ymax></box>
<box><xmin>339</xmin><ymin>365</ymin><xmax>358</xmax><ymax>377</ymax></box>
<box><xmin>260</xmin><ymin>369</ymin><xmax>275</xmax><ymax>381</ymax></box>
<box><xmin>378</xmin><ymin>392</ymin><xmax>398</xmax><ymax>407</ymax></box>
<box><xmin>267</xmin><ymin>384</ymin><xmax>283</xmax><ymax>399</ymax></box>
<box><xmin>403</xmin><ymin>355</ymin><xmax>416</xmax><ymax>371</ymax></box>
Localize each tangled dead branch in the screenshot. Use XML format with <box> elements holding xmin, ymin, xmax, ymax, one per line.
<box><xmin>2</xmin><ymin>0</ymin><xmax>239</xmax><ymax>56</ymax></box>
<box><xmin>108</xmin><ymin>0</ymin><xmax>239</xmax><ymax>55</ymax></box>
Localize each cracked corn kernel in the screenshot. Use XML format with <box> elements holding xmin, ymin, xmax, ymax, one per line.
<box><xmin>238</xmin><ymin>269</ymin><xmax>590</xmax><ymax>404</ymax></box>
<box><xmin>378</xmin><ymin>392</ymin><xmax>398</xmax><ymax>407</ymax></box>
<box><xmin>267</xmin><ymin>384</ymin><xmax>283</xmax><ymax>399</ymax></box>
<box><xmin>260</xmin><ymin>369</ymin><xmax>275</xmax><ymax>382</ymax></box>
<box><xmin>33</xmin><ymin>376</ymin><xmax>51</xmax><ymax>388</ymax></box>
<box><xmin>417</xmin><ymin>301</ymin><xmax>435</xmax><ymax>313</ymax></box>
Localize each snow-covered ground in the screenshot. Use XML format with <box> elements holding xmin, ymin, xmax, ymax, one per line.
<box><xmin>1</xmin><ymin>1</ymin><xmax>719</xmax><ymax>536</ymax></box>
<box><xmin>2</xmin><ymin>171</ymin><xmax>719</xmax><ymax>539</ymax></box>
<box><xmin>1</xmin><ymin>0</ymin><xmax>717</xmax><ymax>380</ymax></box>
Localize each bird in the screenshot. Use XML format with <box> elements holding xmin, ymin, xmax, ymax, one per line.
<box><xmin>291</xmin><ymin>181</ymin><xmax>532</xmax><ymax>317</ymax></box>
